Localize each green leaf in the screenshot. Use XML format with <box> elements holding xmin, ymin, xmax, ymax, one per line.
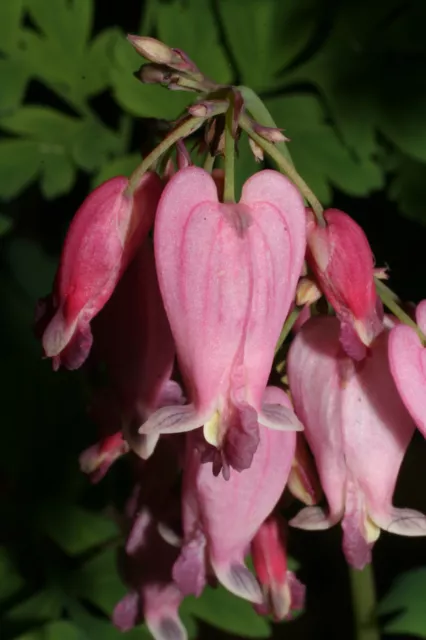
<box><xmin>181</xmin><ymin>585</ymin><xmax>271</xmax><ymax>638</ymax></box>
<box><xmin>13</xmin><ymin>621</ymin><xmax>84</xmax><ymax>640</ymax></box>
<box><xmin>39</xmin><ymin>505</ymin><xmax>119</xmax><ymax>556</ymax></box>
<box><xmin>40</xmin><ymin>152</ymin><xmax>76</xmax><ymax>199</ymax></box>
<box><xmin>218</xmin><ymin>0</ymin><xmax>319</xmax><ymax>92</ymax></box>
<box><xmin>0</xmin><ymin>140</ymin><xmax>41</xmax><ymax>199</ymax></box>
<box><xmin>72</xmin><ymin>118</ymin><xmax>122</xmax><ymax>172</ymax></box>
<box><xmin>379</xmin><ymin>567</ymin><xmax>426</xmax><ymax>636</ymax></box>
<box><xmin>70</xmin><ymin>606</ymin><xmax>151</xmax><ymax>640</ymax></box>
<box><xmin>0</xmin><ymin>213</ymin><xmax>13</xmax><ymax>235</ymax></box>
<box><xmin>389</xmin><ymin>157</ymin><xmax>426</xmax><ymax>225</ymax></box>
<box><xmin>6</xmin><ymin>589</ymin><xmax>64</xmax><ymax>622</ymax></box>
<box><xmin>0</xmin><ymin>0</ymin><xmax>24</xmax><ymax>52</ymax></box>
<box><xmin>265</xmin><ymin>94</ymin><xmax>384</xmax><ymax>203</ymax></box>
<box><xmin>26</xmin><ymin>0</ymin><xmax>93</xmax><ymax>55</ymax></box>
<box><xmin>156</xmin><ymin>0</ymin><xmax>232</xmax><ymax>84</ymax></box>
<box><xmin>71</xmin><ymin>547</ymin><xmax>125</xmax><ymax>615</ymax></box>
<box><xmin>111</xmin><ymin>36</ymin><xmax>191</xmax><ymax>119</ymax></box>
<box><xmin>0</xmin><ymin>106</ymin><xmax>80</xmax><ymax>145</ymax></box>
<box><xmin>92</xmin><ymin>153</ymin><xmax>140</xmax><ymax>188</ymax></box>
<box><xmin>0</xmin><ymin>59</ymin><xmax>29</xmax><ymax>114</ymax></box>
<box><xmin>0</xmin><ymin>546</ymin><xmax>24</xmax><ymax>601</ymax></box>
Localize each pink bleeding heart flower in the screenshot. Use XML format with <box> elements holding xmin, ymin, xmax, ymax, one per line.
<box><xmin>287</xmin><ymin>315</ymin><xmax>426</xmax><ymax>569</ymax></box>
<box><xmin>38</xmin><ymin>173</ymin><xmax>163</xmax><ymax>370</ymax></box>
<box><xmin>389</xmin><ymin>300</ymin><xmax>426</xmax><ymax>437</ymax></box>
<box><xmin>113</xmin><ymin>441</ymin><xmax>186</xmax><ymax>640</ymax></box>
<box><xmin>139</xmin><ymin>167</ymin><xmax>305</xmax><ymax>475</ymax></box>
<box><xmin>80</xmin><ymin>239</ymin><xmax>183</xmax><ymax>475</ymax></box>
<box><xmin>251</xmin><ymin>515</ymin><xmax>305</xmax><ymax>620</ymax></box>
<box><xmin>306</xmin><ymin>208</ymin><xmax>383</xmax><ymax>358</ymax></box>
<box><xmin>172</xmin><ymin>386</ymin><xmax>297</xmax><ymax>603</ymax></box>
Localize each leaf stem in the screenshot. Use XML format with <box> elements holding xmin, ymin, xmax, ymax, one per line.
<box><xmin>223</xmin><ymin>105</ymin><xmax>236</xmax><ymax>202</ymax></box>
<box><xmin>349</xmin><ymin>564</ymin><xmax>380</xmax><ymax>640</ymax></box>
<box><xmin>125</xmin><ymin>116</ymin><xmax>205</xmax><ymax>195</ymax></box>
<box><xmin>375</xmin><ymin>278</ymin><xmax>426</xmax><ymax>343</ymax></box>
<box><xmin>275</xmin><ymin>307</ymin><xmax>301</xmax><ymax>355</ymax></box>
<box><xmin>238</xmin><ymin>112</ymin><xmax>325</xmax><ymax>225</ymax></box>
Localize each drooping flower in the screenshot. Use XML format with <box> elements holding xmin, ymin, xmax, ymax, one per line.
<box><xmin>251</xmin><ymin>515</ymin><xmax>305</xmax><ymax>620</ymax></box>
<box><xmin>287</xmin><ymin>315</ymin><xmax>426</xmax><ymax>569</ymax></box>
<box><xmin>172</xmin><ymin>386</ymin><xmax>297</xmax><ymax>603</ymax></box>
<box><xmin>113</xmin><ymin>439</ymin><xmax>186</xmax><ymax>640</ymax></box>
<box><xmin>306</xmin><ymin>208</ymin><xmax>383</xmax><ymax>358</ymax></box>
<box><xmin>139</xmin><ymin>167</ymin><xmax>305</xmax><ymax>474</ymax></box>
<box><xmin>38</xmin><ymin>173</ymin><xmax>163</xmax><ymax>370</ymax></box>
<box><xmin>80</xmin><ymin>239</ymin><xmax>183</xmax><ymax>475</ymax></box>
<box><xmin>388</xmin><ymin>300</ymin><xmax>426</xmax><ymax>437</ymax></box>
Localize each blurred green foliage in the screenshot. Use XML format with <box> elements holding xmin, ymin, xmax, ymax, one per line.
<box><xmin>0</xmin><ymin>0</ymin><xmax>426</xmax><ymax>226</ymax></box>
<box><xmin>1</xmin><ymin>1</ymin><xmax>426</xmax><ymax>639</ymax></box>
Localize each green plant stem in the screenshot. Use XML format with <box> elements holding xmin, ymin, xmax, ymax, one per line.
<box><xmin>125</xmin><ymin>116</ymin><xmax>205</xmax><ymax>195</ymax></box>
<box><xmin>223</xmin><ymin>105</ymin><xmax>236</xmax><ymax>202</ymax></box>
<box><xmin>275</xmin><ymin>307</ymin><xmax>301</xmax><ymax>355</ymax></box>
<box><xmin>204</xmin><ymin>153</ymin><xmax>215</xmax><ymax>173</ymax></box>
<box><xmin>238</xmin><ymin>112</ymin><xmax>325</xmax><ymax>225</ymax></box>
<box><xmin>375</xmin><ymin>278</ymin><xmax>426</xmax><ymax>343</ymax></box>
<box><xmin>238</xmin><ymin>85</ymin><xmax>294</xmax><ymax>166</ymax></box>
<box><xmin>350</xmin><ymin>564</ymin><xmax>380</xmax><ymax>640</ymax></box>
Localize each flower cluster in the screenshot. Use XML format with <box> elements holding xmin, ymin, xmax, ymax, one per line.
<box><xmin>37</xmin><ymin>36</ymin><xmax>426</xmax><ymax>640</ymax></box>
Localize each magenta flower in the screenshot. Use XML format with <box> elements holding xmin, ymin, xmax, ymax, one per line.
<box><xmin>251</xmin><ymin>515</ymin><xmax>305</xmax><ymax>620</ymax></box>
<box><xmin>172</xmin><ymin>386</ymin><xmax>297</xmax><ymax>603</ymax></box>
<box><xmin>39</xmin><ymin>173</ymin><xmax>163</xmax><ymax>370</ymax></box>
<box><xmin>139</xmin><ymin>167</ymin><xmax>305</xmax><ymax>474</ymax></box>
<box><xmin>388</xmin><ymin>300</ymin><xmax>426</xmax><ymax>436</ymax></box>
<box><xmin>306</xmin><ymin>208</ymin><xmax>383</xmax><ymax>358</ymax></box>
<box><xmin>287</xmin><ymin>316</ymin><xmax>426</xmax><ymax>569</ymax></box>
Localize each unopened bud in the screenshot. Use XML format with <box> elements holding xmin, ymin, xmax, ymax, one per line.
<box><xmin>296</xmin><ymin>277</ymin><xmax>322</xmax><ymax>306</ymax></box>
<box><xmin>249</xmin><ymin>137</ymin><xmax>264</xmax><ymax>163</ymax></box>
<box><xmin>136</xmin><ymin>63</ymin><xmax>172</xmax><ymax>85</ymax></box>
<box><xmin>128</xmin><ymin>35</ymin><xmax>179</xmax><ymax>67</ymax></box>
<box><xmin>188</xmin><ymin>100</ymin><xmax>228</xmax><ymax>118</ymax></box>
<box><xmin>253</xmin><ymin>123</ymin><xmax>289</xmax><ymax>143</ymax></box>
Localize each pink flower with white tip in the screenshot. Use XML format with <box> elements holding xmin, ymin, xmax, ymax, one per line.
<box><xmin>172</xmin><ymin>386</ymin><xmax>297</xmax><ymax>604</ymax></box>
<box><xmin>287</xmin><ymin>315</ymin><xmax>426</xmax><ymax>569</ymax></box>
<box><xmin>139</xmin><ymin>167</ymin><xmax>305</xmax><ymax>475</ymax></box>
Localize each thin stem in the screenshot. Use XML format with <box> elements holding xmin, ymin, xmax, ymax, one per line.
<box><xmin>275</xmin><ymin>307</ymin><xmax>301</xmax><ymax>355</ymax></box>
<box><xmin>204</xmin><ymin>153</ymin><xmax>215</xmax><ymax>173</ymax></box>
<box><xmin>125</xmin><ymin>116</ymin><xmax>205</xmax><ymax>195</ymax></box>
<box><xmin>223</xmin><ymin>105</ymin><xmax>236</xmax><ymax>202</ymax></box>
<box><xmin>349</xmin><ymin>564</ymin><xmax>380</xmax><ymax>640</ymax></box>
<box><xmin>237</xmin><ymin>85</ymin><xmax>294</xmax><ymax>166</ymax></box>
<box><xmin>375</xmin><ymin>278</ymin><xmax>426</xmax><ymax>343</ymax></box>
<box><xmin>239</xmin><ymin>113</ymin><xmax>325</xmax><ymax>225</ymax></box>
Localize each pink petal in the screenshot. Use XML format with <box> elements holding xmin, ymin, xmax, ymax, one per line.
<box><xmin>287</xmin><ymin>317</ymin><xmax>347</xmax><ymax>524</ymax></box>
<box><xmin>389</xmin><ymin>323</ymin><xmax>426</xmax><ymax>436</ymax></box>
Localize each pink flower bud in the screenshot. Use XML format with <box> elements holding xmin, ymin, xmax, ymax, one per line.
<box><xmin>306</xmin><ymin>208</ymin><xmax>383</xmax><ymax>355</ymax></box>
<box><xmin>39</xmin><ymin>173</ymin><xmax>163</xmax><ymax>370</ymax></box>
<box><xmin>139</xmin><ymin>167</ymin><xmax>305</xmax><ymax>474</ymax></box>
<box><xmin>251</xmin><ymin>516</ymin><xmax>305</xmax><ymax>620</ymax></box>
<box><xmin>288</xmin><ymin>316</ymin><xmax>426</xmax><ymax>569</ymax></box>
